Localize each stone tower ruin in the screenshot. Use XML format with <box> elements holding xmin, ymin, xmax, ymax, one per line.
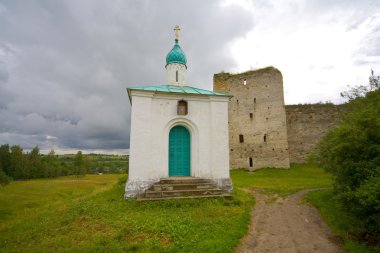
<box><xmin>214</xmin><ymin>67</ymin><xmax>290</xmax><ymax>170</ymax></box>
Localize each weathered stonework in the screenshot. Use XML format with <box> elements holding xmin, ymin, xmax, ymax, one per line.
<box><xmin>214</xmin><ymin>67</ymin><xmax>290</xmax><ymax>170</ymax></box>
<box><xmin>285</xmin><ymin>104</ymin><xmax>346</xmax><ymax>163</ymax></box>
<box><xmin>213</xmin><ymin>66</ymin><xmax>348</xmax><ymax>168</ymax></box>
<box><xmin>125</xmin><ymin>179</ymin><xmax>158</xmax><ymax>198</ymax></box>
<box><xmin>212</xmin><ymin>178</ymin><xmax>233</xmax><ymax>192</ymax></box>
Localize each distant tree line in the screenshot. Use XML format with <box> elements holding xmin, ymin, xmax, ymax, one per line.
<box><xmin>0</xmin><ymin>145</ymin><xmax>89</xmax><ymax>185</ymax></box>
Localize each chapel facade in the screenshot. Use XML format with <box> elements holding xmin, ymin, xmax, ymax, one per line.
<box><xmin>125</xmin><ymin>26</ymin><xmax>232</xmax><ymax>198</ymax></box>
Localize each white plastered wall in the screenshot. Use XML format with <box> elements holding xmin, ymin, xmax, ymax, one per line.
<box><xmin>125</xmin><ymin>90</ymin><xmax>231</xmax><ymax>198</ymax></box>
<box><xmin>165</xmin><ymin>63</ymin><xmax>187</xmax><ymax>85</ymax></box>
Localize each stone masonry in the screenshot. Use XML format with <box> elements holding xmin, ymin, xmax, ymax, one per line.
<box><xmin>214</xmin><ymin>67</ymin><xmax>290</xmax><ymax>170</ymax></box>
<box><xmin>214</xmin><ymin>66</ymin><xmax>346</xmax><ymax>169</ymax></box>
<box><xmin>285</xmin><ymin>104</ymin><xmax>346</xmax><ymax>163</ymax></box>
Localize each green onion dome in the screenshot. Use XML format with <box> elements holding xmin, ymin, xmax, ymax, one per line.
<box><xmin>166</xmin><ymin>41</ymin><xmax>187</xmax><ymax>66</ymax></box>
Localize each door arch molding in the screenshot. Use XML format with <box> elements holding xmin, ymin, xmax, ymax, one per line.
<box><xmin>163</xmin><ymin>117</ymin><xmax>199</xmax><ymax>177</ymax></box>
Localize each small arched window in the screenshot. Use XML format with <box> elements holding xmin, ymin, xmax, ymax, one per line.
<box><xmin>263</xmin><ymin>134</ymin><xmax>267</xmax><ymax>143</ymax></box>
<box><xmin>177</xmin><ymin>100</ymin><xmax>188</xmax><ymax>115</ymax></box>
<box><xmin>176</xmin><ymin>70</ymin><xmax>178</xmax><ymax>82</ymax></box>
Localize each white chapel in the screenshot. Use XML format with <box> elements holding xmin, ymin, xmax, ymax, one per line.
<box><xmin>125</xmin><ymin>26</ymin><xmax>232</xmax><ymax>199</ymax></box>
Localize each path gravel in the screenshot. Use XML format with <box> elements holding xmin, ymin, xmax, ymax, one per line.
<box><xmin>235</xmin><ymin>190</ymin><xmax>345</xmax><ymax>253</ymax></box>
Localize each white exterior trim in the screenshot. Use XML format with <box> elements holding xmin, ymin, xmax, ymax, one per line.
<box><xmin>125</xmin><ymin>91</ymin><xmax>232</xmax><ymax>198</ymax></box>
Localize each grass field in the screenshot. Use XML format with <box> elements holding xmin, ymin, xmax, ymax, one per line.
<box><xmin>0</xmin><ymin>164</ymin><xmax>353</xmax><ymax>252</ymax></box>
<box><xmin>232</xmin><ymin>163</ymin><xmax>333</xmax><ymax>195</ymax></box>
<box><xmin>0</xmin><ymin>174</ymin><xmax>253</xmax><ymax>252</ymax></box>
<box><xmin>306</xmin><ymin>190</ymin><xmax>380</xmax><ymax>253</ymax></box>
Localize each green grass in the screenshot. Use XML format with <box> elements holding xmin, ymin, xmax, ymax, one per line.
<box><xmin>306</xmin><ymin>190</ymin><xmax>379</xmax><ymax>253</ymax></box>
<box><xmin>2</xmin><ymin>164</ymin><xmax>371</xmax><ymax>252</ymax></box>
<box><xmin>0</xmin><ymin>174</ymin><xmax>118</xmax><ymax>221</ymax></box>
<box><xmin>0</xmin><ymin>175</ymin><xmax>253</xmax><ymax>252</ymax></box>
<box><xmin>231</xmin><ymin>163</ymin><xmax>333</xmax><ymax>195</ymax></box>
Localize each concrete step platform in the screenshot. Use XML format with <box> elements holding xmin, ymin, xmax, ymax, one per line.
<box><xmin>153</xmin><ymin>183</ymin><xmax>215</xmax><ymax>191</ymax></box>
<box><xmin>145</xmin><ymin>188</ymin><xmax>223</xmax><ymax>198</ymax></box>
<box><xmin>158</xmin><ymin>177</ymin><xmax>212</xmax><ymax>184</ymax></box>
<box><xmin>138</xmin><ymin>177</ymin><xmax>232</xmax><ymax>200</ymax></box>
<box><xmin>138</xmin><ymin>194</ymin><xmax>233</xmax><ymax>201</ymax></box>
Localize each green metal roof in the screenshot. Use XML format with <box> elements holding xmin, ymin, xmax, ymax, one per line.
<box><xmin>127</xmin><ymin>85</ymin><xmax>232</xmax><ymax>102</ymax></box>
<box><xmin>166</xmin><ymin>41</ymin><xmax>187</xmax><ymax>66</ymax></box>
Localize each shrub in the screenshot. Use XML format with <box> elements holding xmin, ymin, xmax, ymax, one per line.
<box><xmin>313</xmin><ymin>79</ymin><xmax>380</xmax><ymax>245</ymax></box>
<box><xmin>348</xmin><ymin>175</ymin><xmax>380</xmax><ymax>236</ymax></box>
<box><xmin>0</xmin><ymin>168</ymin><xmax>11</xmax><ymax>186</ymax></box>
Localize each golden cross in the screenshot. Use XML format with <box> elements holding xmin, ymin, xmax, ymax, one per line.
<box><xmin>174</xmin><ymin>25</ymin><xmax>180</xmax><ymax>41</ymax></box>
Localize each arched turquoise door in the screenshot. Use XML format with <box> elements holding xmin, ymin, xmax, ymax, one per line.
<box><xmin>169</xmin><ymin>126</ymin><xmax>190</xmax><ymax>176</ymax></box>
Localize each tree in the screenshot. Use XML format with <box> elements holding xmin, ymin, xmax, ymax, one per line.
<box><xmin>0</xmin><ymin>144</ymin><xmax>11</xmax><ymax>177</ymax></box>
<box><xmin>10</xmin><ymin>145</ymin><xmax>29</xmax><ymax>179</ymax></box>
<box><xmin>0</xmin><ymin>167</ymin><xmax>11</xmax><ymax>186</ymax></box>
<box><xmin>41</xmin><ymin>149</ymin><xmax>60</xmax><ymax>178</ymax></box>
<box><xmin>29</xmin><ymin>146</ymin><xmax>42</xmax><ymax>178</ymax></box>
<box><xmin>74</xmin><ymin>151</ymin><xmax>87</xmax><ymax>176</ymax></box>
<box><xmin>313</xmin><ymin>71</ymin><xmax>380</xmax><ymax>243</ymax></box>
<box><xmin>340</xmin><ymin>69</ymin><xmax>380</xmax><ymax>100</ymax></box>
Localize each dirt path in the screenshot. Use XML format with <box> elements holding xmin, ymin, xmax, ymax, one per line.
<box><xmin>235</xmin><ymin>190</ymin><xmax>345</xmax><ymax>253</ymax></box>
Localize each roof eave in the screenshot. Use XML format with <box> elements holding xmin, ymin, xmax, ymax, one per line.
<box><xmin>126</xmin><ymin>88</ymin><xmax>132</xmax><ymax>105</ymax></box>
<box><xmin>126</xmin><ymin>85</ymin><xmax>233</xmax><ymax>100</ymax></box>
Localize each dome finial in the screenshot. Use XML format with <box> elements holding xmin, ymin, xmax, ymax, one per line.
<box><xmin>174</xmin><ymin>25</ymin><xmax>180</xmax><ymax>42</ymax></box>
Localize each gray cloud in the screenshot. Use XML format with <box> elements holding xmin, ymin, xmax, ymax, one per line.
<box><xmin>0</xmin><ymin>0</ymin><xmax>253</xmax><ymax>150</ymax></box>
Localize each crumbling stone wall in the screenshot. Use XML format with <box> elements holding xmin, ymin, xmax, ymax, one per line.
<box><xmin>214</xmin><ymin>66</ymin><xmax>347</xmax><ymax>168</ymax></box>
<box><xmin>214</xmin><ymin>67</ymin><xmax>290</xmax><ymax>170</ymax></box>
<box><xmin>285</xmin><ymin>104</ymin><xmax>346</xmax><ymax>163</ymax></box>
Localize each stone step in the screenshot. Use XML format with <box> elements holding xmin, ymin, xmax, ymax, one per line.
<box><xmin>137</xmin><ymin>194</ymin><xmax>233</xmax><ymax>201</ymax></box>
<box><xmin>137</xmin><ymin>177</ymin><xmax>231</xmax><ymax>201</ymax></box>
<box><xmin>152</xmin><ymin>183</ymin><xmax>215</xmax><ymax>191</ymax></box>
<box><xmin>159</xmin><ymin>177</ymin><xmax>212</xmax><ymax>184</ymax></box>
<box><xmin>145</xmin><ymin>188</ymin><xmax>223</xmax><ymax>198</ymax></box>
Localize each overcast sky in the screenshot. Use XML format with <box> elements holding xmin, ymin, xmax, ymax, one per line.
<box><xmin>0</xmin><ymin>0</ymin><xmax>379</xmax><ymax>153</ymax></box>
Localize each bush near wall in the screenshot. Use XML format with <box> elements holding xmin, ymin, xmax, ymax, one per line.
<box><xmin>313</xmin><ymin>85</ymin><xmax>380</xmax><ymax>246</ymax></box>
